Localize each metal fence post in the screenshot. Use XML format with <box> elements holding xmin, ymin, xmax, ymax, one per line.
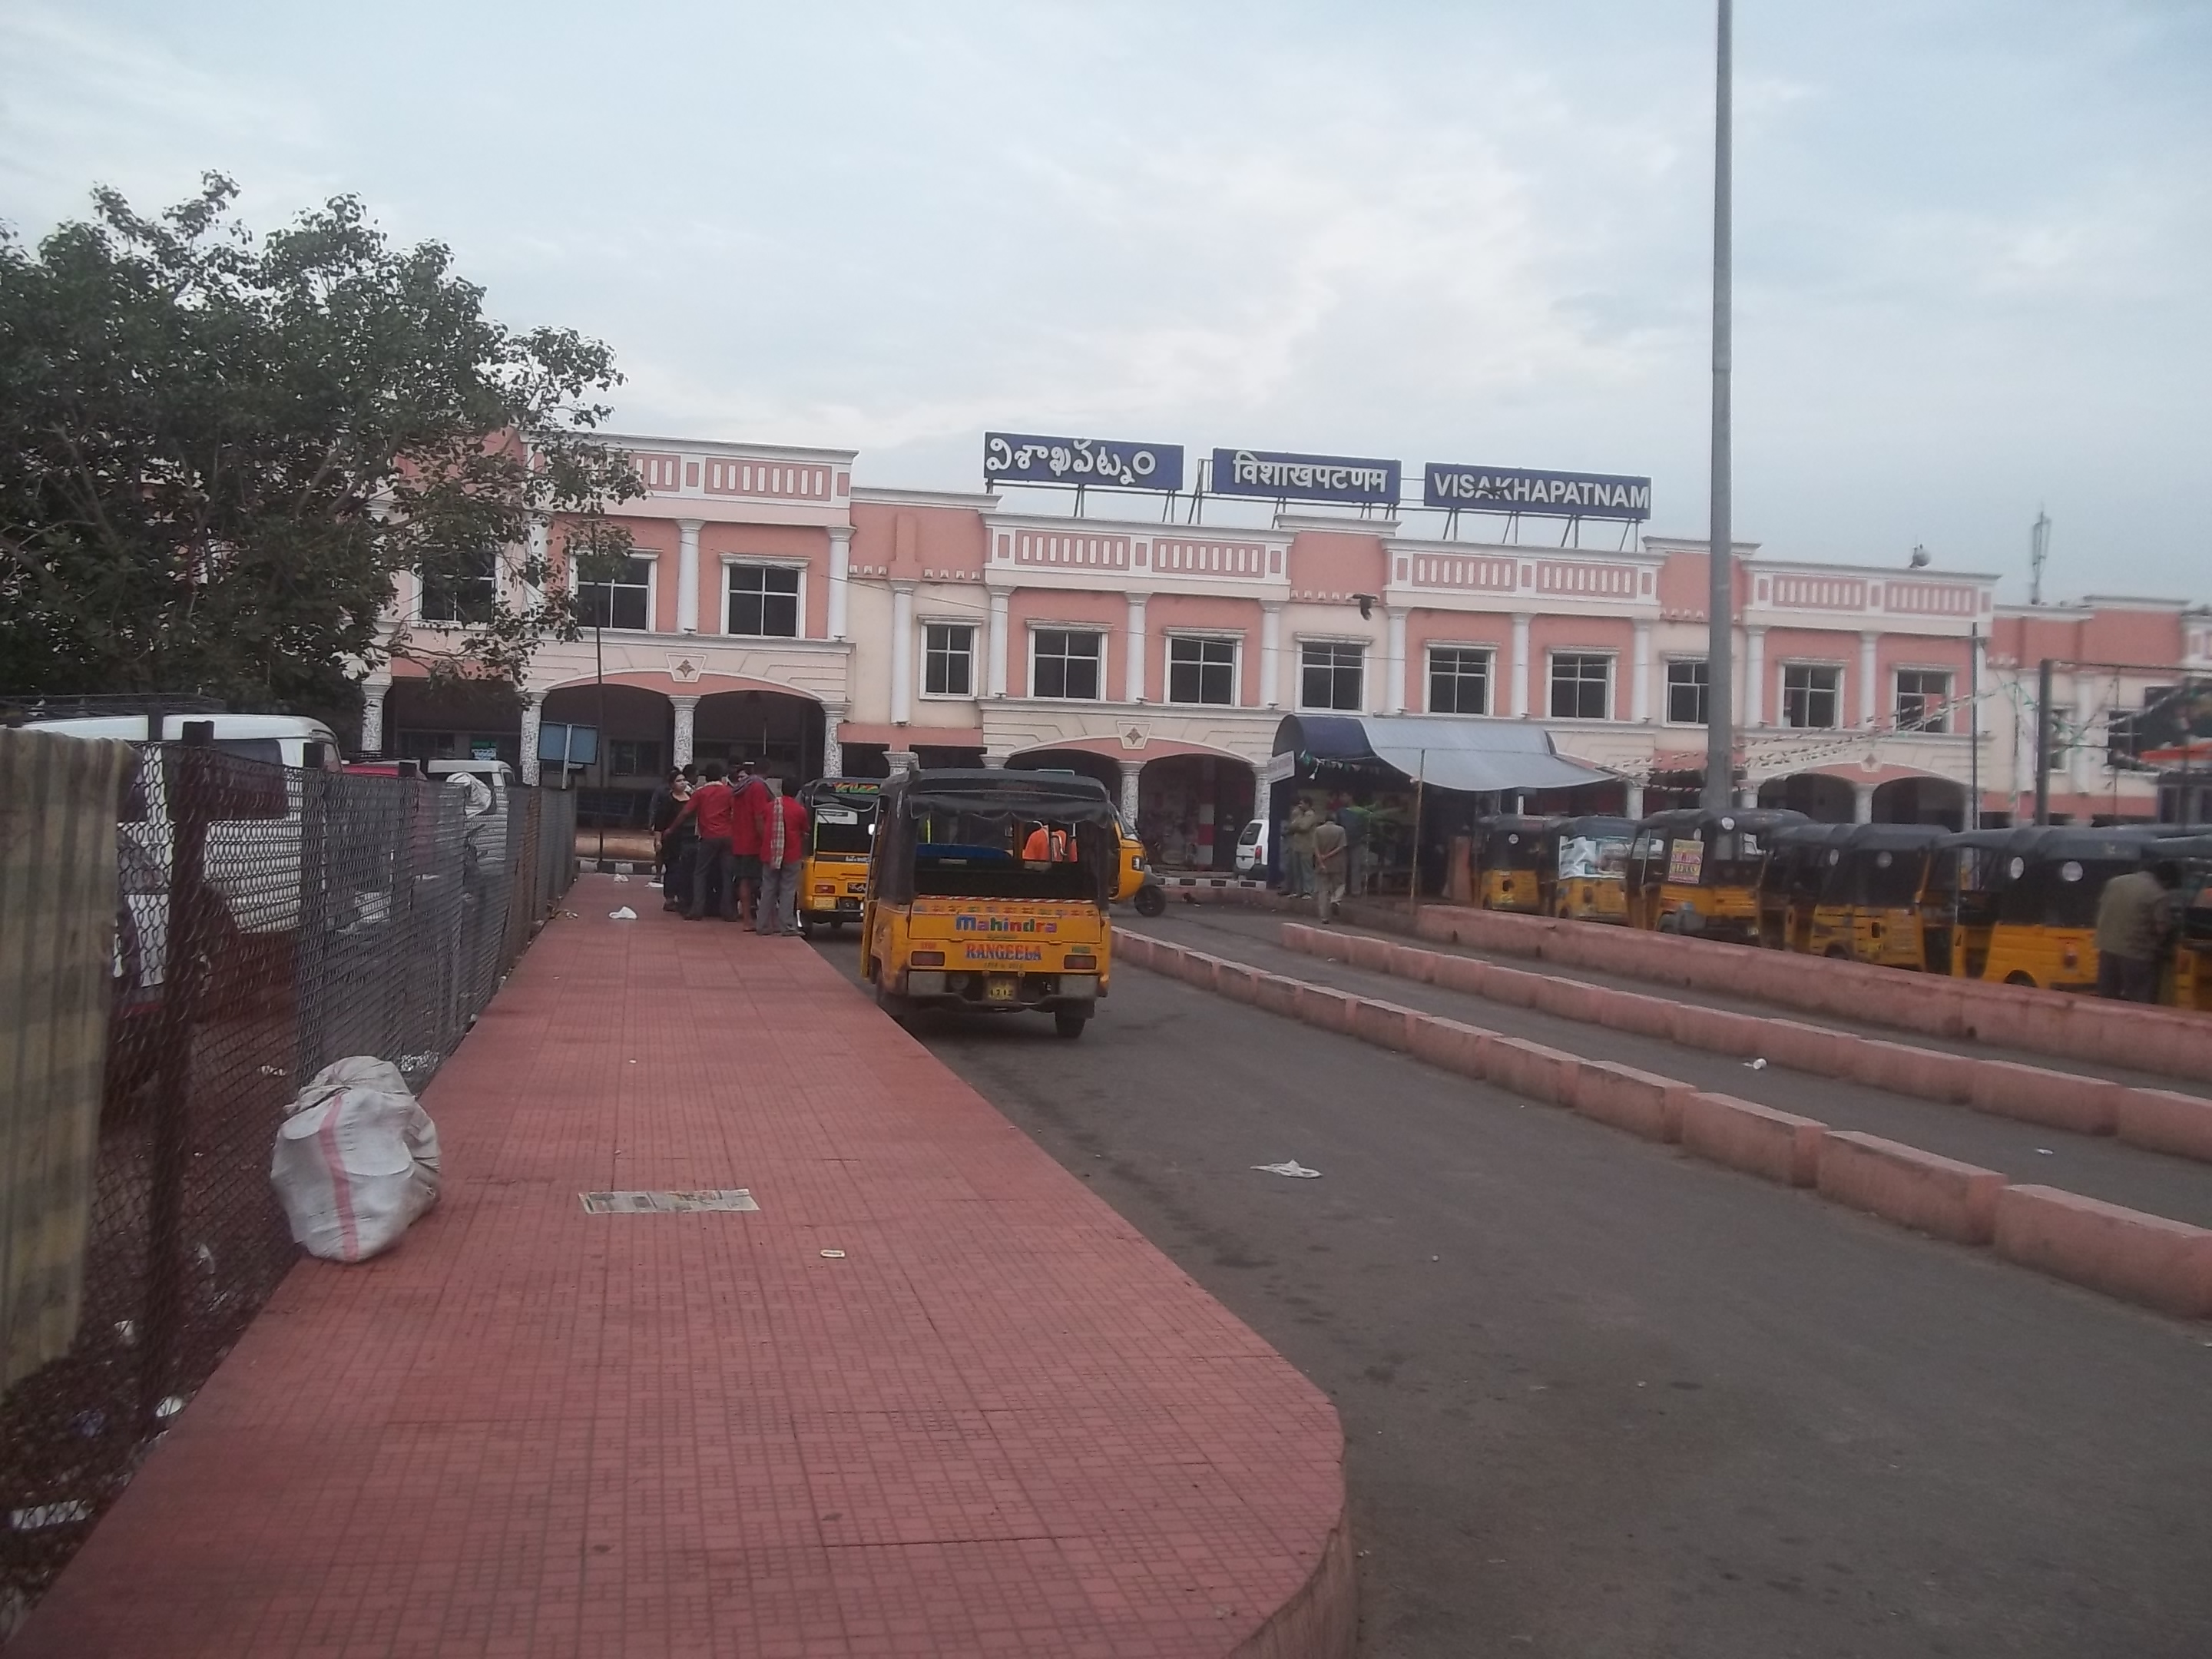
<box><xmin>140</xmin><ymin>724</ymin><xmax>212</xmax><ymax>1433</ymax></box>
<box><xmin>293</xmin><ymin>746</ymin><xmax>329</xmax><ymax>1081</ymax></box>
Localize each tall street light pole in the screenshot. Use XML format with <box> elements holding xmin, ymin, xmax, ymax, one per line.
<box><xmin>1703</xmin><ymin>0</ymin><xmax>1737</xmax><ymax>812</ymax></box>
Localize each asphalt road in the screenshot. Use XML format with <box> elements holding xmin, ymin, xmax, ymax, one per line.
<box><xmin>813</xmin><ymin>934</ymin><xmax>2212</xmax><ymax>1659</ymax></box>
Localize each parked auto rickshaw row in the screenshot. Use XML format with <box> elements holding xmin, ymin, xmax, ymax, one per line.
<box><xmin>1465</xmin><ymin>808</ymin><xmax>2212</xmax><ymax>1008</ymax></box>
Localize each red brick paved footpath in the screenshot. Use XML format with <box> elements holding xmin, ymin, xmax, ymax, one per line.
<box><xmin>15</xmin><ymin>877</ymin><xmax>1351</xmax><ymax>1659</ymax></box>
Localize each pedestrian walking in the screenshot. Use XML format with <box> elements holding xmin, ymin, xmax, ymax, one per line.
<box><xmin>1284</xmin><ymin>799</ymin><xmax>1320</xmax><ymax>898</ymax></box>
<box><xmin>673</xmin><ymin>761</ymin><xmax>740</xmax><ymax>920</ymax></box>
<box><xmin>2094</xmin><ymin>860</ymin><xmax>2181</xmax><ymax>1002</ymax></box>
<box><xmin>728</xmin><ymin>762</ymin><xmax>770</xmax><ymax>927</ymax></box>
<box><xmin>753</xmin><ymin>780</ymin><xmax>810</xmax><ymax>935</ymax></box>
<box><xmin>1335</xmin><ymin>797</ymin><xmax>1370</xmax><ymax>898</ymax></box>
<box><xmin>1311</xmin><ymin>814</ymin><xmax>1348</xmax><ymax>922</ymax></box>
<box><xmin>651</xmin><ymin>770</ymin><xmax>696</xmax><ymax>912</ymax></box>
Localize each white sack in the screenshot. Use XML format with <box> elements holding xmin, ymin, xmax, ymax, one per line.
<box><xmin>270</xmin><ymin>1057</ymin><xmax>442</xmax><ymax>1262</ymax></box>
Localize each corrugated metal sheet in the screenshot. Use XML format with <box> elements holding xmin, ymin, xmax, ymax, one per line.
<box><xmin>0</xmin><ymin>728</ymin><xmax>131</xmax><ymax>1389</ymax></box>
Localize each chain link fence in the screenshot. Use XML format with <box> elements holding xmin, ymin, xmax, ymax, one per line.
<box><xmin>0</xmin><ymin>737</ymin><xmax>575</xmax><ymax>1634</ymax></box>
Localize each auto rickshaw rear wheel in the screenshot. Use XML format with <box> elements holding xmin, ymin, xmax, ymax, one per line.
<box><xmin>1053</xmin><ymin>1009</ymin><xmax>1089</xmax><ymax>1040</ymax></box>
<box><xmin>1133</xmin><ymin>882</ymin><xmax>1167</xmax><ymax>918</ymax></box>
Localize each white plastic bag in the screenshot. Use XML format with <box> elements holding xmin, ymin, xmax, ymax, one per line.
<box><xmin>270</xmin><ymin>1057</ymin><xmax>442</xmax><ymax>1262</ymax></box>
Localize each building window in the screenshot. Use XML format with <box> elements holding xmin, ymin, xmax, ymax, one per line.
<box><xmin>1300</xmin><ymin>642</ymin><xmax>1364</xmax><ymax>711</ymax></box>
<box><xmin>608</xmin><ymin>739</ymin><xmax>661</xmax><ymax>777</ymax></box>
<box><xmin>577</xmin><ymin>555</ymin><xmax>654</xmax><ymax>631</ymax></box>
<box><xmin>1031</xmin><ymin>629</ymin><xmax>1104</xmax><ymax>700</ymax></box>
<box><xmin>1167</xmin><ymin>637</ymin><xmax>1237</xmax><ymax>706</ymax></box>
<box><xmin>419</xmin><ymin>547</ymin><xmax>499</xmax><ymax>624</ymax></box>
<box><xmin>1548</xmin><ymin>654</ymin><xmax>1612</xmax><ymax>720</ymax></box>
<box><xmin>726</xmin><ymin>564</ymin><xmax>800</xmax><ymax>637</ymax></box>
<box><xmin>1782</xmin><ymin>664</ymin><xmax>1842</xmax><ymax>729</ymax></box>
<box><xmin>1896</xmin><ymin>668</ymin><xmax>1952</xmax><ymax>733</ymax></box>
<box><xmin>923</xmin><ymin>623</ymin><xmax>975</xmax><ymax>697</ymax></box>
<box><xmin>1428</xmin><ymin>647</ymin><xmax>1492</xmax><ymax>715</ymax></box>
<box><xmin>1665</xmin><ymin>660</ymin><xmax>1709</xmax><ymax>725</ymax></box>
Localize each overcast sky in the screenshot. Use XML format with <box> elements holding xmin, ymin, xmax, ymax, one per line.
<box><xmin>4</xmin><ymin>1</ymin><xmax>2207</xmax><ymax>601</ymax></box>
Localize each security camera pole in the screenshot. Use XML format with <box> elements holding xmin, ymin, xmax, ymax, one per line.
<box><xmin>1703</xmin><ymin>0</ymin><xmax>1736</xmax><ymax>813</ymax></box>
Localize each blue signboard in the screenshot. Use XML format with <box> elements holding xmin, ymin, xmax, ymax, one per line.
<box><xmin>1210</xmin><ymin>448</ymin><xmax>1400</xmax><ymax>506</ymax></box>
<box><xmin>1422</xmin><ymin>463</ymin><xmax>1651</xmax><ymax>520</ymax></box>
<box><xmin>984</xmin><ymin>432</ymin><xmax>1184</xmax><ymax>492</ymax></box>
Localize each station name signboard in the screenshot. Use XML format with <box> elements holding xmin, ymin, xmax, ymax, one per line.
<box><xmin>1211</xmin><ymin>448</ymin><xmax>1400</xmax><ymax>506</ymax></box>
<box><xmin>984</xmin><ymin>433</ymin><xmax>1184</xmax><ymax>492</ymax></box>
<box><xmin>1423</xmin><ymin>463</ymin><xmax>1651</xmax><ymax>521</ymax></box>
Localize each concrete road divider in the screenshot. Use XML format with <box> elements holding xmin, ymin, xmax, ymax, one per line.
<box><xmin>1994</xmin><ymin>1186</ymin><xmax>2212</xmax><ymax>1320</ymax></box>
<box><xmin>1353</xmin><ymin>998</ymin><xmax>1420</xmax><ymax>1052</ymax></box>
<box><xmin>1678</xmin><ymin>1092</ymin><xmax>1825</xmax><ymax>1188</ymax></box>
<box><xmin>1969</xmin><ymin>1060</ymin><xmax>2121</xmax><ymax>1136</ymax></box>
<box><xmin>1483</xmin><ymin>1037</ymin><xmax>1578</xmax><ymax>1105</ymax></box>
<box><xmin>2116</xmin><ymin>1088</ymin><xmax>2212</xmax><ymax>1163</ymax></box>
<box><xmin>1293</xmin><ymin>983</ymin><xmax>1357</xmax><ymax>1033</ymax></box>
<box><xmin>1253</xmin><ymin>972</ymin><xmax>1300</xmax><ymax>1018</ymax></box>
<box><xmin>1396</xmin><ymin>902</ymin><xmax>2212</xmax><ymax>1085</ymax></box>
<box><xmin>1571</xmin><ymin>1061</ymin><xmax>1692</xmax><ymax>1144</ymax></box>
<box><xmin>1817</xmin><ymin>1131</ymin><xmax>2005</xmax><ymax>1245</ymax></box>
<box><xmin>1407</xmin><ymin>1015</ymin><xmax>1494</xmax><ymax>1078</ymax></box>
<box><xmin>1274</xmin><ymin>924</ymin><xmax>2212</xmax><ymax>1167</ymax></box>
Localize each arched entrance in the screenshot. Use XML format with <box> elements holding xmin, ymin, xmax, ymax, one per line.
<box><xmin>1757</xmin><ymin>773</ymin><xmax>1855</xmax><ymax>823</ymax></box>
<box><xmin>542</xmin><ymin>683</ymin><xmax>673</xmax><ymax>830</ymax></box>
<box><xmin>1005</xmin><ymin>747</ymin><xmax>1124</xmax><ymax>796</ymax></box>
<box><xmin>692</xmin><ymin>687</ymin><xmax>826</xmax><ymax>791</ymax></box>
<box><xmin>1873</xmin><ymin>775</ymin><xmax>1966</xmax><ymax>830</ymax></box>
<box><xmin>1138</xmin><ymin>753</ymin><xmax>1255</xmax><ymax>873</ymax></box>
<box><xmin>385</xmin><ymin>677</ymin><xmax>525</xmax><ymax>768</ymax></box>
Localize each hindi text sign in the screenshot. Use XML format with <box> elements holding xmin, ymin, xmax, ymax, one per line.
<box><xmin>1211</xmin><ymin>448</ymin><xmax>1400</xmax><ymax>506</ymax></box>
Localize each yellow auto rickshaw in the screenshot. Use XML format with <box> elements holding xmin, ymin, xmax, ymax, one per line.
<box><xmin>795</xmin><ymin>777</ymin><xmax>880</xmax><ymax>939</ymax></box>
<box><xmin>1939</xmin><ymin>825</ymin><xmax>2160</xmax><ymax>991</ymax></box>
<box><xmin>2151</xmin><ymin>834</ymin><xmax>2212</xmax><ymax>1009</ymax></box>
<box><xmin>1805</xmin><ymin>823</ymin><xmax>1948</xmax><ymax>969</ymax></box>
<box><xmin>1544</xmin><ymin>815</ymin><xmax>1635</xmax><ymax>922</ymax></box>
<box><xmin>859</xmin><ymin>768</ymin><xmax>1118</xmax><ymax>1038</ymax></box>
<box><xmin>1625</xmin><ymin>807</ymin><xmax>1808</xmax><ymax>942</ymax></box>
<box><xmin>1474</xmin><ymin>814</ymin><xmax>1563</xmax><ymax>913</ymax></box>
<box><xmin>1756</xmin><ymin>822</ymin><xmax>1854</xmax><ymax>952</ymax></box>
<box><xmin>1114</xmin><ymin>810</ymin><xmax>1167</xmax><ymax>916</ymax></box>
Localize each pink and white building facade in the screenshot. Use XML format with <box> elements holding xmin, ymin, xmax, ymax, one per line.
<box><xmin>361</xmin><ymin>432</ymin><xmax>2210</xmax><ymax>866</ymax></box>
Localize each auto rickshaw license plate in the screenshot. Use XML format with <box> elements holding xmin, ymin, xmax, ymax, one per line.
<box><xmin>985</xmin><ymin>976</ymin><xmax>1018</xmax><ymax>1003</ymax></box>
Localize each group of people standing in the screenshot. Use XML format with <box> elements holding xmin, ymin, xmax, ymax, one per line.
<box><xmin>1280</xmin><ymin>795</ymin><xmax>1371</xmax><ymax>922</ymax></box>
<box><xmin>647</xmin><ymin>761</ymin><xmax>811</xmax><ymax>934</ymax></box>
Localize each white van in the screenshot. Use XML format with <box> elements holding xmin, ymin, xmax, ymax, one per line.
<box><xmin>28</xmin><ymin>713</ymin><xmax>343</xmax><ymax>995</ymax></box>
<box><xmin>426</xmin><ymin>759</ymin><xmax>513</xmax><ymax>873</ymax></box>
<box><xmin>1235</xmin><ymin>816</ymin><xmax>1270</xmax><ymax>876</ymax></box>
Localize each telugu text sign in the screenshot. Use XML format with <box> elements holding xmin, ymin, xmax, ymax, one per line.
<box><xmin>985</xmin><ymin>433</ymin><xmax>1184</xmax><ymax>491</ymax></box>
<box><xmin>1210</xmin><ymin>448</ymin><xmax>1400</xmax><ymax>506</ymax></box>
<box><xmin>1423</xmin><ymin>464</ymin><xmax>1651</xmax><ymax>520</ymax></box>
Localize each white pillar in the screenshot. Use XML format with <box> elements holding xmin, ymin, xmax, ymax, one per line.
<box><xmin>890</xmin><ymin>582</ymin><xmax>916</xmax><ymax>725</ymax></box>
<box><xmin>521</xmin><ymin>522</ymin><xmax>548</xmax><ymax>608</ymax></box>
<box><xmin>1125</xmin><ymin>594</ymin><xmax>1148</xmax><ymax>703</ymax></box>
<box><xmin>359</xmin><ymin>684</ymin><xmax>388</xmax><ymax>756</ymax></box>
<box><xmin>1745</xmin><ymin>627</ymin><xmax>1767</xmax><ymax>727</ymax></box>
<box><xmin>827</xmin><ymin>526</ymin><xmax>853</xmax><ymax>641</ymax></box>
<box><xmin>671</xmin><ymin>695</ymin><xmax>699</xmax><ymax>767</ymax></box>
<box><xmin>1384</xmin><ymin>607</ymin><xmax>1409</xmax><ymax>714</ymax></box>
<box><xmin>1510</xmin><ymin>614</ymin><xmax>1532</xmax><ymax>718</ymax></box>
<box><xmin>987</xmin><ymin>590</ymin><xmax>1011</xmax><ymax>698</ymax></box>
<box><xmin>1858</xmin><ymin>631</ymin><xmax>1879</xmax><ymax>728</ymax></box>
<box><xmin>518</xmin><ymin>694</ymin><xmax>542</xmax><ymax>785</ymax></box>
<box><xmin>676</xmin><ymin>518</ymin><xmax>702</xmax><ymax>634</ymax></box>
<box><xmin>1624</xmin><ymin>782</ymin><xmax>1645</xmax><ymax>818</ymax></box>
<box><xmin>1119</xmin><ymin>760</ymin><xmax>1141</xmax><ymax>824</ymax></box>
<box><xmin>1261</xmin><ymin>602</ymin><xmax>1284</xmax><ymax>709</ymax></box>
<box><xmin>820</xmin><ymin>701</ymin><xmax>845</xmax><ymax>779</ymax></box>
<box><xmin>1853</xmin><ymin>781</ymin><xmax>1875</xmax><ymax>823</ymax></box>
<box><xmin>1631</xmin><ymin>621</ymin><xmax>1653</xmax><ymax>724</ymax></box>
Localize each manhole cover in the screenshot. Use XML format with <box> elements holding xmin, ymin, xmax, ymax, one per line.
<box><xmin>579</xmin><ymin>1190</ymin><xmax>760</xmax><ymax>1215</ymax></box>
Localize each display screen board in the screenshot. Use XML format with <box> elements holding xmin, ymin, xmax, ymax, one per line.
<box><xmin>537</xmin><ymin>722</ymin><xmax>598</xmax><ymax>766</ymax></box>
<box><xmin>985</xmin><ymin>433</ymin><xmax>1184</xmax><ymax>491</ymax></box>
<box><xmin>1211</xmin><ymin>448</ymin><xmax>1400</xmax><ymax>506</ymax></box>
<box><xmin>1423</xmin><ymin>463</ymin><xmax>1651</xmax><ymax>520</ymax></box>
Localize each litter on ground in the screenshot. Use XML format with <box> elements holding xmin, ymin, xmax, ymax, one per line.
<box><xmin>609</xmin><ymin>907</ymin><xmax>638</xmax><ymax>920</ymax></box>
<box><xmin>1252</xmin><ymin>1161</ymin><xmax>1321</xmax><ymax>1180</ymax></box>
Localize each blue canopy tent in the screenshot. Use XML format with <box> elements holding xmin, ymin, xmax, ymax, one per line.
<box><xmin>1267</xmin><ymin>715</ymin><xmax>1617</xmax><ymax>896</ymax></box>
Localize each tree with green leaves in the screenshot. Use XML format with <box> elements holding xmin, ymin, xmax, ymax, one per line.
<box><xmin>0</xmin><ymin>173</ymin><xmax>641</xmax><ymax>735</ymax></box>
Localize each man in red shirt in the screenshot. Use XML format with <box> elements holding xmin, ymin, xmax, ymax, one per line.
<box><xmin>751</xmin><ymin>781</ymin><xmax>811</xmax><ymax>935</ymax></box>
<box><xmin>671</xmin><ymin>760</ymin><xmax>740</xmax><ymax>920</ymax></box>
<box><xmin>727</xmin><ymin>761</ymin><xmax>770</xmax><ymax>926</ymax></box>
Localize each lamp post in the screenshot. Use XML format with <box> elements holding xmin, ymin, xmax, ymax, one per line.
<box><xmin>1703</xmin><ymin>0</ymin><xmax>1737</xmax><ymax>812</ymax></box>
